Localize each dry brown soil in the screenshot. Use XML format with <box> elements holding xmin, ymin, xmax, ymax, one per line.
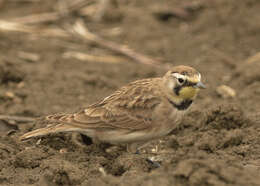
<box><xmin>0</xmin><ymin>0</ymin><xmax>260</xmax><ymax>185</ymax></box>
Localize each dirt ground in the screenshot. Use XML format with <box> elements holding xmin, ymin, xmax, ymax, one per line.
<box><xmin>0</xmin><ymin>0</ymin><xmax>260</xmax><ymax>185</ymax></box>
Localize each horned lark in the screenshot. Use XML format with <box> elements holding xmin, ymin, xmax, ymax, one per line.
<box><xmin>20</xmin><ymin>65</ymin><xmax>205</xmax><ymax>153</ymax></box>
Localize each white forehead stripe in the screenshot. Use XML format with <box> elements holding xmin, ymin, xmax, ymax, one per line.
<box><xmin>172</xmin><ymin>73</ymin><xmax>186</xmax><ymax>79</ymax></box>
<box><xmin>172</xmin><ymin>72</ymin><xmax>201</xmax><ymax>82</ymax></box>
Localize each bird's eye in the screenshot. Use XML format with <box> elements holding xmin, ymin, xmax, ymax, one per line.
<box><xmin>178</xmin><ymin>78</ymin><xmax>184</xmax><ymax>84</ymax></box>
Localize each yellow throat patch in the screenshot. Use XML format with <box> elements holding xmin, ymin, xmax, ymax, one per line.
<box><xmin>179</xmin><ymin>86</ymin><xmax>199</xmax><ymax>100</ymax></box>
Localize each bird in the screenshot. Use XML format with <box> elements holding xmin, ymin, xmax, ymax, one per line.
<box><xmin>20</xmin><ymin>65</ymin><xmax>205</xmax><ymax>153</ymax></box>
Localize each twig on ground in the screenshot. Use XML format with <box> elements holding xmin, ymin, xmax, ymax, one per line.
<box><xmin>9</xmin><ymin>0</ymin><xmax>40</xmax><ymax>2</ymax></box>
<box><xmin>66</xmin><ymin>0</ymin><xmax>94</xmax><ymax>12</ymax></box>
<box><xmin>10</xmin><ymin>12</ymin><xmax>60</xmax><ymax>24</ymax></box>
<box><xmin>152</xmin><ymin>1</ymin><xmax>204</xmax><ymax>20</ymax></box>
<box><xmin>63</xmin><ymin>51</ymin><xmax>127</xmax><ymax>64</ymax></box>
<box><xmin>94</xmin><ymin>0</ymin><xmax>116</xmax><ymax>22</ymax></box>
<box><xmin>70</xmin><ymin>19</ymin><xmax>165</xmax><ymax>67</ymax></box>
<box><xmin>245</xmin><ymin>52</ymin><xmax>260</xmax><ymax>64</ymax></box>
<box><xmin>0</xmin><ymin>20</ymin><xmax>68</xmax><ymax>37</ymax></box>
<box><xmin>0</xmin><ymin>19</ymin><xmax>168</xmax><ymax>68</ymax></box>
<box><xmin>9</xmin><ymin>0</ymin><xmax>93</xmax><ymax>24</ymax></box>
<box><xmin>0</xmin><ymin>115</ymin><xmax>35</xmax><ymax>123</ymax></box>
<box><xmin>18</xmin><ymin>51</ymin><xmax>40</xmax><ymax>62</ymax></box>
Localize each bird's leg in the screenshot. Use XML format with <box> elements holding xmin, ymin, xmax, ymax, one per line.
<box><xmin>127</xmin><ymin>142</ymin><xmax>148</xmax><ymax>154</ymax></box>
<box><xmin>146</xmin><ymin>157</ymin><xmax>161</xmax><ymax>168</ymax></box>
<box><xmin>127</xmin><ymin>142</ymin><xmax>161</xmax><ymax>168</ymax></box>
<box><xmin>126</xmin><ymin>143</ymin><xmax>139</xmax><ymax>154</ymax></box>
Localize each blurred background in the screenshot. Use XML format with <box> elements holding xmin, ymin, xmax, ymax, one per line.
<box><xmin>0</xmin><ymin>0</ymin><xmax>260</xmax><ymax>185</ymax></box>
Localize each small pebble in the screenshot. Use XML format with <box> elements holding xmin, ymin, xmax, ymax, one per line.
<box><xmin>59</xmin><ymin>148</ymin><xmax>68</xmax><ymax>154</ymax></box>
<box><xmin>216</xmin><ymin>85</ymin><xmax>236</xmax><ymax>98</ymax></box>
<box><xmin>36</xmin><ymin>139</ymin><xmax>42</xmax><ymax>145</ymax></box>
<box><xmin>5</xmin><ymin>91</ymin><xmax>15</xmax><ymax>98</ymax></box>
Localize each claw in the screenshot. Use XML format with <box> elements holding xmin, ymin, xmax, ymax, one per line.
<box><xmin>146</xmin><ymin>158</ymin><xmax>161</xmax><ymax>168</ymax></box>
<box><xmin>135</xmin><ymin>150</ymin><xmax>140</xmax><ymax>154</ymax></box>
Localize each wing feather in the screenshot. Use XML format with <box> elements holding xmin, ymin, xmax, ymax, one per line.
<box><xmin>46</xmin><ymin>78</ymin><xmax>161</xmax><ymax>131</ymax></box>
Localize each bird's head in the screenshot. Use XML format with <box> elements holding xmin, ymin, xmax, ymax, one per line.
<box><xmin>162</xmin><ymin>65</ymin><xmax>205</xmax><ymax>109</ymax></box>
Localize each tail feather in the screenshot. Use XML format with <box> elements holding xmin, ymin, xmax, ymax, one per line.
<box><xmin>19</xmin><ymin>123</ymin><xmax>75</xmax><ymax>141</ymax></box>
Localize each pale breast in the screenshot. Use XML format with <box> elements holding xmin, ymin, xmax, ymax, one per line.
<box><xmin>150</xmin><ymin>101</ymin><xmax>187</xmax><ymax>138</ymax></box>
